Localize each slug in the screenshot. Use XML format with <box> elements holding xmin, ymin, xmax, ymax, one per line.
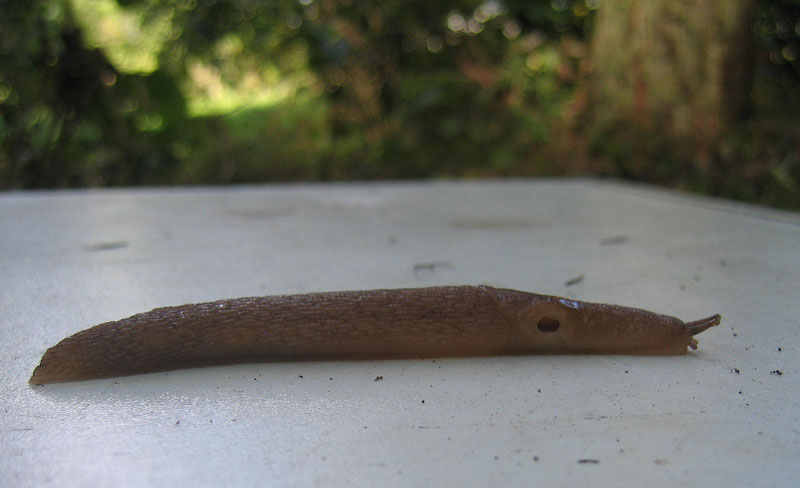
<box><xmin>29</xmin><ymin>286</ymin><xmax>720</xmax><ymax>384</ymax></box>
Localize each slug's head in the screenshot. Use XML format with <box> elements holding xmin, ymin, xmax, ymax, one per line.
<box><xmin>516</xmin><ymin>296</ymin><xmax>720</xmax><ymax>355</ymax></box>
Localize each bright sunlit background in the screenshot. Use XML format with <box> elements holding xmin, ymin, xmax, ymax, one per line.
<box><xmin>1</xmin><ymin>0</ymin><xmax>798</xmax><ymax>209</ymax></box>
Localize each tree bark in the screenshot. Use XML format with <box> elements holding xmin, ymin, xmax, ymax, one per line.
<box><xmin>587</xmin><ymin>0</ymin><xmax>757</xmax><ymax>180</ymax></box>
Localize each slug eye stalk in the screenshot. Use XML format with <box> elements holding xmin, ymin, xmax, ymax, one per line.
<box><xmin>685</xmin><ymin>314</ymin><xmax>721</xmax><ymax>350</ymax></box>
<box><xmin>687</xmin><ymin>314</ymin><xmax>722</xmax><ymax>336</ymax></box>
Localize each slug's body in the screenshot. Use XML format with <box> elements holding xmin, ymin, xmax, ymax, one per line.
<box><xmin>30</xmin><ymin>286</ymin><xmax>720</xmax><ymax>384</ymax></box>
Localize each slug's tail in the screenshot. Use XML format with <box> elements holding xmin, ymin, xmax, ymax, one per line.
<box><xmin>686</xmin><ymin>314</ymin><xmax>721</xmax><ymax>350</ymax></box>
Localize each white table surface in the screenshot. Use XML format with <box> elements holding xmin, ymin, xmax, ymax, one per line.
<box><xmin>2</xmin><ymin>179</ymin><xmax>798</xmax><ymax>487</ymax></box>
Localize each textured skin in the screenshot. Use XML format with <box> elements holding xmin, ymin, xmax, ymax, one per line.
<box><xmin>29</xmin><ymin>286</ymin><xmax>707</xmax><ymax>384</ymax></box>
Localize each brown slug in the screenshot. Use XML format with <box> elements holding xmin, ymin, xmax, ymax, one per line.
<box><xmin>29</xmin><ymin>286</ymin><xmax>720</xmax><ymax>384</ymax></box>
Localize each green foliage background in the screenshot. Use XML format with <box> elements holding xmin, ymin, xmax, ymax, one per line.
<box><xmin>0</xmin><ymin>0</ymin><xmax>798</xmax><ymax>209</ymax></box>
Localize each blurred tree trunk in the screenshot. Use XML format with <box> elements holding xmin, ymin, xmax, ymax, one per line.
<box><xmin>586</xmin><ymin>0</ymin><xmax>757</xmax><ymax>183</ymax></box>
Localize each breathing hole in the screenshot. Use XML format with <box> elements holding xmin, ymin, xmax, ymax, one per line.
<box><xmin>537</xmin><ymin>317</ymin><xmax>560</xmax><ymax>333</ymax></box>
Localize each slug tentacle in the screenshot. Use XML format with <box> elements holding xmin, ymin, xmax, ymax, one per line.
<box><xmin>686</xmin><ymin>314</ymin><xmax>722</xmax><ymax>335</ymax></box>
<box><xmin>29</xmin><ymin>286</ymin><xmax>721</xmax><ymax>384</ymax></box>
